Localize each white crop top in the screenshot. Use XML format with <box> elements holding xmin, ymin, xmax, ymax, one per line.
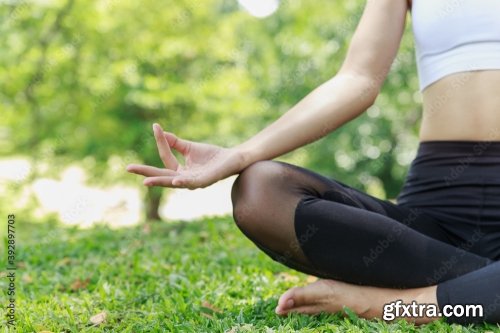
<box><xmin>411</xmin><ymin>0</ymin><xmax>500</xmax><ymax>91</ymax></box>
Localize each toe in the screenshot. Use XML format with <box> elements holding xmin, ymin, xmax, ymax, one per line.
<box><xmin>276</xmin><ymin>287</ymin><xmax>299</xmax><ymax>314</ymax></box>
<box><xmin>276</xmin><ymin>280</ymin><xmax>338</xmax><ymax>315</ymax></box>
<box><xmin>287</xmin><ymin>304</ymin><xmax>325</xmax><ymax>315</ymax></box>
<box><xmin>291</xmin><ymin>280</ymin><xmax>336</xmax><ymax>306</ymax></box>
<box><xmin>275</xmin><ymin>299</ymin><xmax>294</xmax><ymax>315</ymax></box>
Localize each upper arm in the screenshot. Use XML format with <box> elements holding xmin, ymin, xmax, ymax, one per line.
<box><xmin>338</xmin><ymin>0</ymin><xmax>409</xmax><ymax>88</ymax></box>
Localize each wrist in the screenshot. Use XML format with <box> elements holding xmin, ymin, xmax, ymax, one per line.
<box><xmin>233</xmin><ymin>143</ymin><xmax>258</xmax><ymax>170</ymax></box>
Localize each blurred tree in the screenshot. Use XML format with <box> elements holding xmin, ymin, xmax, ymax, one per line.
<box><xmin>1</xmin><ymin>0</ymin><xmax>268</xmax><ymax>220</ymax></box>
<box><xmin>0</xmin><ymin>0</ymin><xmax>422</xmax><ymax>221</ymax></box>
<box><xmin>236</xmin><ymin>0</ymin><xmax>421</xmax><ymax>199</ymax></box>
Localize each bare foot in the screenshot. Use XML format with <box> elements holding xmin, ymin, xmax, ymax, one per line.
<box><xmin>275</xmin><ymin>278</ymin><xmax>440</xmax><ymax>324</ymax></box>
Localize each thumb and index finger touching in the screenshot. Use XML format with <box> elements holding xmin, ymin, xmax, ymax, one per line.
<box><xmin>152</xmin><ymin>123</ymin><xmax>198</xmax><ymax>187</ymax></box>
<box><xmin>152</xmin><ymin>123</ymin><xmax>183</xmax><ymax>171</ymax></box>
<box><xmin>162</xmin><ymin>130</ymin><xmax>191</xmax><ymax>156</ymax></box>
<box><xmin>128</xmin><ymin>123</ymin><xmax>198</xmax><ymax>188</ymax></box>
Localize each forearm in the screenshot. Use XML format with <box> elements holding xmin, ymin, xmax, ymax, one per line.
<box><xmin>235</xmin><ymin>73</ymin><xmax>379</xmax><ymax>166</ymax></box>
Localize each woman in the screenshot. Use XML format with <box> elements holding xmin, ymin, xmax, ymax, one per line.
<box><xmin>127</xmin><ymin>0</ymin><xmax>500</xmax><ymax>325</ymax></box>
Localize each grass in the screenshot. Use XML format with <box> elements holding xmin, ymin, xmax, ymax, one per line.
<box><xmin>1</xmin><ymin>216</ymin><xmax>499</xmax><ymax>332</ymax></box>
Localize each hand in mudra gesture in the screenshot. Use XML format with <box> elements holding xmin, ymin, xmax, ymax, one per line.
<box><xmin>127</xmin><ymin>123</ymin><xmax>244</xmax><ymax>189</ymax></box>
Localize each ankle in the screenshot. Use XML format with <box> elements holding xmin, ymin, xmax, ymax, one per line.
<box><xmin>414</xmin><ymin>285</ymin><xmax>438</xmax><ymax>306</ymax></box>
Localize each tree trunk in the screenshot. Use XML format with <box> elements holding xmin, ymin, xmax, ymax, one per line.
<box><xmin>145</xmin><ymin>186</ymin><xmax>163</xmax><ymax>222</ymax></box>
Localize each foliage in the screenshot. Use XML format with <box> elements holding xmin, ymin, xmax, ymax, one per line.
<box><xmin>2</xmin><ymin>0</ymin><xmax>423</xmax><ymax>209</ymax></box>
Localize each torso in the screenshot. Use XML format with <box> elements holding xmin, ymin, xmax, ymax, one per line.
<box><xmin>409</xmin><ymin>0</ymin><xmax>500</xmax><ymax>141</ymax></box>
<box><xmin>420</xmin><ymin>70</ymin><xmax>500</xmax><ymax>141</ymax></box>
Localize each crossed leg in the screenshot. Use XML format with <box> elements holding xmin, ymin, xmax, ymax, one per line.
<box><xmin>230</xmin><ymin>160</ymin><xmax>498</xmax><ymax>324</ymax></box>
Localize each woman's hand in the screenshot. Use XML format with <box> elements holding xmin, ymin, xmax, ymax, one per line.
<box><xmin>126</xmin><ymin>123</ymin><xmax>246</xmax><ymax>189</ymax></box>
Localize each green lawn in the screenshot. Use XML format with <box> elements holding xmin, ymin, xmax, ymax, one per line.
<box><xmin>1</xmin><ymin>217</ymin><xmax>499</xmax><ymax>332</ymax></box>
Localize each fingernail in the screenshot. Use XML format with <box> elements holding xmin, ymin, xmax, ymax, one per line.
<box><xmin>286</xmin><ymin>299</ymin><xmax>294</xmax><ymax>308</ymax></box>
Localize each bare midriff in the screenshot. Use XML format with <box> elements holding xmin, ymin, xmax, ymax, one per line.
<box><xmin>419</xmin><ymin>70</ymin><xmax>500</xmax><ymax>142</ymax></box>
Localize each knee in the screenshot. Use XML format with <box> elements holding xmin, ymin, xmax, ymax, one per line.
<box><xmin>231</xmin><ymin>160</ymin><xmax>285</xmax><ymax>228</ymax></box>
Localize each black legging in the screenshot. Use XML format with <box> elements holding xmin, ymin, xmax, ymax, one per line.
<box><xmin>230</xmin><ymin>141</ymin><xmax>500</xmax><ymax>324</ymax></box>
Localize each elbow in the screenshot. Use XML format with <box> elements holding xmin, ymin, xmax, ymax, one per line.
<box><xmin>334</xmin><ymin>70</ymin><xmax>382</xmax><ymax>108</ymax></box>
<box><xmin>364</xmin><ymin>91</ymin><xmax>378</xmax><ymax>109</ymax></box>
<box><xmin>356</xmin><ymin>74</ymin><xmax>382</xmax><ymax>108</ymax></box>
